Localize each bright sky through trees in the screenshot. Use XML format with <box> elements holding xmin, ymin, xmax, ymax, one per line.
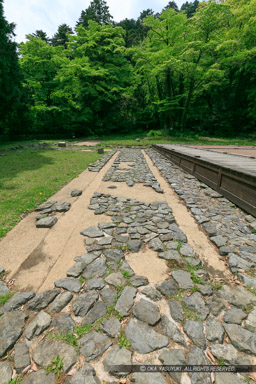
<box><xmin>4</xmin><ymin>0</ymin><xmax>185</xmax><ymax>43</ymax></box>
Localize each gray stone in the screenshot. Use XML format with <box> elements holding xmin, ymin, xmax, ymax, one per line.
<box><xmin>0</xmin><ymin>311</ymin><xmax>27</xmax><ymax>357</ymax></box>
<box><xmin>54</xmin><ymin>202</ymin><xmax>71</xmax><ymax>212</ymax></box>
<box><xmin>71</xmin><ymin>189</ymin><xmax>82</xmax><ymax>197</ymax></box>
<box><xmin>55</xmin><ymin>278</ymin><xmax>81</xmax><ymax>293</ymax></box>
<box><xmin>33</xmin><ymin>339</ymin><xmax>77</xmax><ymax>372</ymax></box>
<box><xmin>35</xmin><ymin>201</ymin><xmax>56</xmax><ymax>212</ymax></box>
<box><xmin>28</xmin><ymin>290</ymin><xmax>59</xmax><ymax>311</ymax></box>
<box><xmin>0</xmin><ymin>281</ymin><xmax>9</xmax><ymax>296</ymax></box>
<box><xmin>0</xmin><ymin>291</ymin><xmax>35</xmax><ymax>314</ymax></box>
<box><xmin>25</xmin><ymin>311</ymin><xmax>51</xmax><ymax>340</ymax></box>
<box><xmin>159</xmin><ymin>349</ymin><xmax>186</xmax><ymax>383</ymax></box>
<box><xmin>115</xmin><ymin>286</ymin><xmax>136</xmax><ymax>316</ymax></box>
<box><xmin>172</xmin><ymin>270</ymin><xmax>194</xmax><ymax>289</ymax></box>
<box><xmin>157</xmin><ymin>279</ymin><xmax>178</xmax><ymax>297</ymax></box>
<box><xmin>75</xmin><ymin>253</ymin><xmax>99</xmax><ymax>265</ymax></box>
<box><xmin>69</xmin><ymin>364</ymin><xmax>100</xmax><ymax>384</ymax></box>
<box><xmin>224</xmin><ymin>308</ymin><xmax>247</xmax><ymax>324</ymax></box>
<box><xmin>21</xmin><ymin>370</ymin><xmax>55</xmax><ymax>384</ymax></box>
<box><xmin>245</xmin><ymin>308</ymin><xmax>256</xmax><ymax>332</ymax></box>
<box><xmin>215</xmin><ymin>373</ymin><xmax>246</xmax><ymax>384</ymax></box>
<box><xmin>86</xmin><ymin>277</ymin><xmax>105</xmax><ymax>290</ymax></box>
<box><xmin>79</xmin><ymin>331</ymin><xmax>112</xmax><ymax>361</ymax></box>
<box><xmin>180</xmin><ymin>244</ymin><xmax>194</xmax><ymax>257</ymax></box>
<box><xmin>0</xmin><ymin>361</ymin><xmax>12</xmax><ymax>384</ymax></box>
<box><xmin>102</xmin><ymin>317</ymin><xmax>121</xmax><ymax>338</ymax></box>
<box><xmin>120</xmin><ymin>261</ymin><xmax>134</xmax><ymax>276</ymax></box>
<box><xmin>141</xmin><ymin>286</ymin><xmax>162</xmax><ymax>301</ymax></box>
<box><xmin>81</xmin><ymin>226</ymin><xmax>104</xmax><ymax>238</ymax></box>
<box><xmin>184</xmin><ymin>320</ymin><xmax>206</xmax><ymax>349</ymax></box>
<box><xmin>51</xmin><ymin>313</ymin><xmax>75</xmax><ymax>334</ymax></box>
<box><xmin>101</xmin><ymin>288</ymin><xmax>117</xmax><ymax>306</ymax></box>
<box><xmin>103</xmin><ymin>249</ymin><xmax>124</xmax><ymax>261</ymax></box>
<box><xmin>161</xmin><ymin>315</ymin><xmax>187</xmax><ymax>347</ymax></box>
<box><xmin>0</xmin><ymin>267</ymin><xmax>4</xmax><ymax>274</ymax></box>
<box><xmin>105</xmin><ymin>272</ymin><xmax>125</xmax><ymax>287</ymax></box>
<box><xmin>14</xmin><ymin>342</ymin><xmax>30</xmax><ymax>373</ymax></box>
<box><xmin>66</xmin><ymin>261</ymin><xmax>86</xmax><ymax>277</ymax></box>
<box><xmin>211</xmin><ymin>235</ymin><xmax>227</xmax><ymax>248</ymax></box>
<box><xmin>48</xmin><ymin>291</ymin><xmax>73</xmax><ymax>313</ymax></box>
<box><xmin>125</xmin><ymin>318</ymin><xmax>169</xmax><ymax>353</ymax></box>
<box><xmin>158</xmin><ymin>250</ymin><xmax>181</xmax><ymax>261</ymax></box>
<box><xmin>149</xmin><ymin>238</ymin><xmax>164</xmax><ymax>252</ymax></box>
<box><xmin>73</xmin><ymin>291</ymin><xmax>98</xmax><ymax>316</ymax></box>
<box><xmin>197</xmin><ymin>284</ymin><xmax>213</xmax><ymax>296</ymax></box>
<box><xmin>206</xmin><ymin>318</ymin><xmax>225</xmax><ymax>343</ymax></box>
<box><xmin>229</xmin><ymin>253</ymin><xmax>254</xmax><ymax>273</ymax></box>
<box><xmin>188</xmin><ymin>347</ymin><xmax>211</xmax><ymax>384</ymax></box>
<box><xmin>133</xmin><ymin>299</ymin><xmax>161</xmax><ymax>325</ymax></box>
<box><xmin>168</xmin><ymin>300</ymin><xmax>184</xmax><ymax>323</ymax></box>
<box><xmin>183</xmin><ymin>292</ymin><xmax>209</xmax><ymax>320</ymax></box>
<box><xmin>193</xmin><ymin>269</ymin><xmax>209</xmax><ymax>282</ymax></box>
<box><xmin>224</xmin><ymin>324</ymin><xmax>256</xmax><ymax>355</ymax></box>
<box><xmin>129</xmin><ymin>275</ymin><xmax>149</xmax><ymax>287</ymax></box>
<box><xmin>208</xmin><ymin>298</ymin><xmax>226</xmax><ymax>316</ymax></box>
<box><xmin>36</xmin><ymin>216</ymin><xmax>57</xmax><ymax>228</ymax></box>
<box><xmin>83</xmin><ymin>302</ymin><xmax>107</xmax><ymax>325</ymax></box>
<box><xmin>98</xmin><ymin>237</ymin><xmax>112</xmax><ymax>246</ymax></box>
<box><xmin>210</xmin><ymin>344</ymin><xmax>251</xmax><ymax>365</ymax></box>
<box><xmin>238</xmin><ymin>273</ymin><xmax>256</xmax><ymax>289</ymax></box>
<box><xmin>132</xmin><ymin>371</ymin><xmax>168</xmax><ymax>384</ymax></box>
<box><xmin>82</xmin><ymin>258</ymin><xmax>107</xmax><ymax>279</ymax></box>
<box><xmin>128</xmin><ymin>240</ymin><xmax>142</xmax><ymax>252</ymax></box>
<box><xmin>103</xmin><ymin>345</ymin><xmax>132</xmax><ymax>377</ymax></box>
<box><xmin>217</xmin><ymin>285</ymin><xmax>256</xmax><ymax>308</ymax></box>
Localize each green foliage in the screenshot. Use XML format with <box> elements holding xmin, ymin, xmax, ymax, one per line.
<box><xmin>45</xmin><ymin>355</ymin><xmax>64</xmax><ymax>378</ymax></box>
<box><xmin>48</xmin><ymin>332</ymin><xmax>78</xmax><ymax>348</ymax></box>
<box><xmin>0</xmin><ymin>292</ymin><xmax>14</xmax><ymax>306</ymax></box>
<box><xmin>190</xmin><ymin>272</ymin><xmax>205</xmax><ymax>285</ymax></box>
<box><xmin>118</xmin><ymin>331</ymin><xmax>131</xmax><ymax>349</ymax></box>
<box><xmin>121</xmin><ymin>270</ymin><xmax>132</xmax><ymax>278</ymax></box>
<box><xmin>246</xmin><ymin>286</ymin><xmax>256</xmax><ymax>296</ymax></box>
<box><xmin>146</xmin><ymin>130</ymin><xmax>164</xmax><ymax>138</ymax></box>
<box><xmin>77</xmin><ymin>0</ymin><xmax>113</xmax><ymax>28</ymax></box>
<box><xmin>8</xmin><ymin>377</ymin><xmax>22</xmax><ymax>384</ymax></box>
<box><xmin>182</xmin><ymin>302</ymin><xmax>202</xmax><ymax>321</ymax></box>
<box><xmin>217</xmin><ymin>358</ymin><xmax>225</xmax><ymax>367</ymax></box>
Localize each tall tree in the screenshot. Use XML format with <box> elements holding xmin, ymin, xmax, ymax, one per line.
<box><xmin>76</xmin><ymin>0</ymin><xmax>113</xmax><ymax>28</ymax></box>
<box><xmin>31</xmin><ymin>29</ymin><xmax>49</xmax><ymax>43</ymax></box>
<box><xmin>0</xmin><ymin>0</ymin><xmax>24</xmax><ymax>136</ymax></box>
<box><xmin>164</xmin><ymin>1</ymin><xmax>179</xmax><ymax>12</ymax></box>
<box><xmin>51</xmin><ymin>24</ymin><xmax>73</xmax><ymax>48</ymax></box>
<box><xmin>181</xmin><ymin>0</ymin><xmax>200</xmax><ymax>18</ymax></box>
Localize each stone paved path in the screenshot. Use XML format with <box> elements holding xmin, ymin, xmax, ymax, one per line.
<box><xmin>0</xmin><ymin>148</ymin><xmax>256</xmax><ymax>384</ymax></box>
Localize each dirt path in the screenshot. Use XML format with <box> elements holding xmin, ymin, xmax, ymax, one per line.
<box><xmin>1</xmin><ymin>148</ymin><xmax>230</xmax><ymax>293</ymax></box>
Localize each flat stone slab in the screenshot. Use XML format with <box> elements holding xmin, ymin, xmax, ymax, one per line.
<box><xmin>0</xmin><ymin>361</ymin><xmax>12</xmax><ymax>383</ymax></box>
<box><xmin>82</xmin><ymin>258</ymin><xmax>107</xmax><ymax>279</ymax></box>
<box><xmin>0</xmin><ymin>291</ymin><xmax>35</xmax><ymax>314</ymax></box>
<box><xmin>159</xmin><ymin>349</ymin><xmax>186</xmax><ymax>383</ymax></box>
<box><xmin>206</xmin><ymin>318</ymin><xmax>225</xmax><ymax>343</ymax></box>
<box><xmin>102</xmin><ymin>317</ymin><xmax>121</xmax><ymax>338</ymax></box>
<box><xmin>105</xmin><ymin>272</ymin><xmax>126</xmax><ymax>287</ymax></box>
<box><xmin>14</xmin><ymin>342</ymin><xmax>30</xmax><ymax>373</ymax></box>
<box><xmin>168</xmin><ymin>300</ymin><xmax>184</xmax><ymax>323</ymax></box>
<box><xmin>79</xmin><ymin>331</ymin><xmax>112</xmax><ymax>362</ymax></box>
<box><xmin>125</xmin><ymin>318</ymin><xmax>169</xmax><ymax>353</ymax></box>
<box><xmin>25</xmin><ymin>311</ymin><xmax>51</xmax><ymax>340</ymax></box>
<box><xmin>157</xmin><ymin>279</ymin><xmax>178</xmax><ymax>297</ymax></box>
<box><xmin>54</xmin><ymin>278</ymin><xmax>81</xmax><ymax>293</ymax></box>
<box><xmin>172</xmin><ymin>270</ymin><xmax>194</xmax><ymax>289</ymax></box>
<box><xmin>142</xmin><ymin>286</ymin><xmax>162</xmax><ymax>301</ymax></box>
<box><xmin>133</xmin><ymin>299</ymin><xmax>161</xmax><ymax>325</ymax></box>
<box><xmin>71</xmin><ymin>189</ymin><xmax>82</xmax><ymax>197</ymax></box>
<box><xmin>0</xmin><ymin>311</ymin><xmax>27</xmax><ymax>357</ymax></box>
<box><xmin>66</xmin><ymin>261</ymin><xmax>86</xmax><ymax>277</ymax></box>
<box><xmin>48</xmin><ymin>291</ymin><xmax>73</xmax><ymax>313</ymax></box>
<box><xmin>36</xmin><ymin>217</ymin><xmax>57</xmax><ymax>228</ymax></box>
<box><xmin>210</xmin><ymin>344</ymin><xmax>251</xmax><ymax>365</ymax></box>
<box><xmin>115</xmin><ymin>286</ymin><xmax>137</xmax><ymax>316</ymax></box>
<box><xmin>161</xmin><ymin>315</ymin><xmax>187</xmax><ymax>347</ymax></box>
<box><xmin>83</xmin><ymin>302</ymin><xmax>107</xmax><ymax>325</ymax></box>
<box><xmin>224</xmin><ymin>324</ymin><xmax>256</xmax><ymax>355</ymax></box>
<box><xmin>184</xmin><ymin>320</ymin><xmax>206</xmax><ymax>349</ymax></box>
<box><xmin>103</xmin><ymin>345</ymin><xmax>132</xmax><ymax>377</ymax></box>
<box><xmin>33</xmin><ymin>339</ymin><xmax>77</xmax><ymax>373</ymax></box>
<box><xmin>69</xmin><ymin>364</ymin><xmax>100</xmax><ymax>384</ymax></box>
<box><xmin>21</xmin><ymin>370</ymin><xmax>55</xmax><ymax>383</ymax></box>
<box><xmin>0</xmin><ymin>281</ymin><xmax>10</xmax><ymax>296</ymax></box>
<box><xmin>81</xmin><ymin>226</ymin><xmax>104</xmax><ymax>238</ymax></box>
<box><xmin>28</xmin><ymin>290</ymin><xmax>59</xmax><ymax>311</ymax></box>
<box><xmin>73</xmin><ymin>291</ymin><xmax>98</xmax><ymax>316</ymax></box>
<box><xmin>183</xmin><ymin>292</ymin><xmax>209</xmax><ymax>320</ymax></box>
<box><xmin>132</xmin><ymin>371</ymin><xmax>168</xmax><ymax>384</ymax></box>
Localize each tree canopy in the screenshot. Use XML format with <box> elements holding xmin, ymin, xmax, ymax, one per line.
<box><xmin>1</xmin><ymin>0</ymin><xmax>256</xmax><ymax>139</ymax></box>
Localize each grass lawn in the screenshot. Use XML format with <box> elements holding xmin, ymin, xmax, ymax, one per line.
<box><xmin>0</xmin><ymin>149</ymin><xmax>102</xmax><ymax>239</ymax></box>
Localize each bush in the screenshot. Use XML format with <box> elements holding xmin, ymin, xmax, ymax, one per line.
<box><xmin>146</xmin><ymin>130</ymin><xmax>163</xmax><ymax>138</ymax></box>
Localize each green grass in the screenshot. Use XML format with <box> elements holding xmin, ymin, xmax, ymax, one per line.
<box><xmin>45</xmin><ymin>355</ymin><xmax>64</xmax><ymax>379</ymax></box>
<box><xmin>0</xmin><ymin>292</ymin><xmax>14</xmax><ymax>306</ymax></box>
<box><xmin>117</xmin><ymin>331</ymin><xmax>131</xmax><ymax>349</ymax></box>
<box><xmin>48</xmin><ymin>332</ymin><xmax>78</xmax><ymax>349</ymax></box>
<box><xmin>0</xmin><ymin>149</ymin><xmax>102</xmax><ymax>238</ymax></box>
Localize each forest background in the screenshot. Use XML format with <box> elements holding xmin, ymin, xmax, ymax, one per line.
<box><xmin>1</xmin><ymin>0</ymin><xmax>256</xmax><ymax>141</ymax></box>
